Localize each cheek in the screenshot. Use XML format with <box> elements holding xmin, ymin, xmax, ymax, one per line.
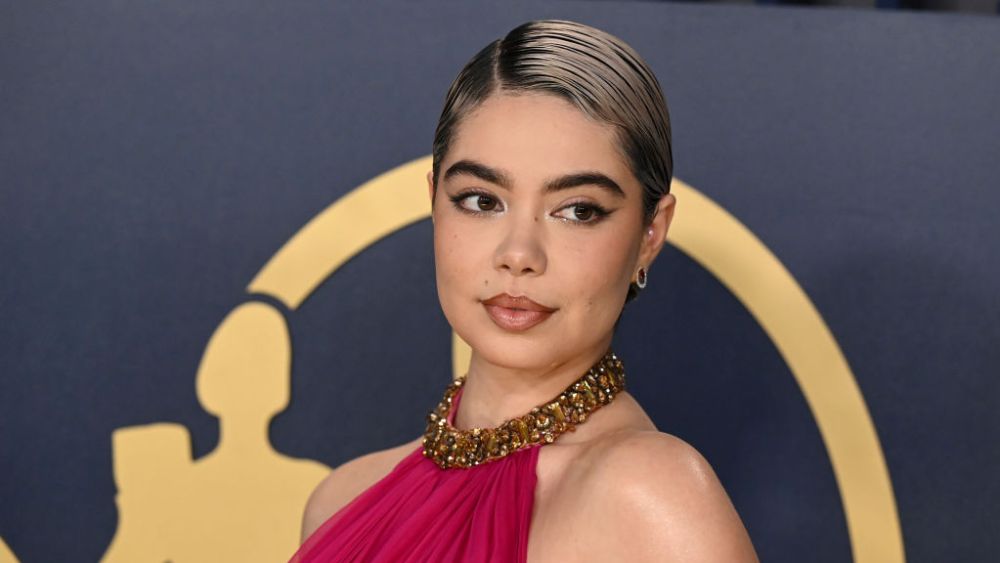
<box><xmin>557</xmin><ymin>232</ymin><xmax>636</xmax><ymax>313</ymax></box>
<box><xmin>434</xmin><ymin>220</ymin><xmax>484</xmax><ymax>298</ymax></box>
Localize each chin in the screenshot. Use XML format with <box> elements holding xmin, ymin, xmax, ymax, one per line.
<box><xmin>478</xmin><ymin>342</ymin><xmax>564</xmax><ymax>371</ymax></box>
<box><xmin>456</xmin><ymin>318</ymin><xmax>571</xmax><ymax>371</ymax></box>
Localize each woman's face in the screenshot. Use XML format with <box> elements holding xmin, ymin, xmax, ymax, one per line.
<box><xmin>427</xmin><ymin>92</ymin><xmax>673</xmax><ymax>371</ymax></box>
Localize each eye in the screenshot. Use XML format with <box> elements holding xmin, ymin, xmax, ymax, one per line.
<box><xmin>553</xmin><ymin>202</ymin><xmax>611</xmax><ymax>225</ymax></box>
<box><xmin>449</xmin><ymin>190</ymin><xmax>503</xmax><ymax>215</ymax></box>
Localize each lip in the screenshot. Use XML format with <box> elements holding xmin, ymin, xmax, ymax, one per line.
<box><xmin>481</xmin><ymin>293</ymin><xmax>557</xmax><ymax>332</ymax></box>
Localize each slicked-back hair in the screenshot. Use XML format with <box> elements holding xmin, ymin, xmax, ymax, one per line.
<box><xmin>431</xmin><ymin>19</ymin><xmax>673</xmax><ymax>306</ymax></box>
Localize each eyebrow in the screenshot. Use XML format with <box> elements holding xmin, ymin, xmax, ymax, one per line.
<box><xmin>442</xmin><ymin>159</ymin><xmax>626</xmax><ymax>199</ymax></box>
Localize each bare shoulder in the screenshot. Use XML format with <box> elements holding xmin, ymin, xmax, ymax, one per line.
<box><xmin>300</xmin><ymin>436</ymin><xmax>423</xmax><ymax>543</ymax></box>
<box><xmin>577</xmin><ymin>430</ymin><xmax>758</xmax><ymax>563</ymax></box>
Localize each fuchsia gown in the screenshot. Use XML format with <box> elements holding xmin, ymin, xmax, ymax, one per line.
<box><xmin>289</xmin><ymin>385</ymin><xmax>541</xmax><ymax>562</ymax></box>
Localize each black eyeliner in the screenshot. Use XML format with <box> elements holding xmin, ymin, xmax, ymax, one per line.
<box><xmin>448</xmin><ymin>189</ymin><xmax>499</xmax><ymax>216</ymax></box>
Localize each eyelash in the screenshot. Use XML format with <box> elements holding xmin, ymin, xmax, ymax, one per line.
<box><xmin>447</xmin><ymin>189</ymin><xmax>612</xmax><ymax>226</ymax></box>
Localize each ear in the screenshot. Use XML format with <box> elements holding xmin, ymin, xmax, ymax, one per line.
<box><xmin>426</xmin><ymin>169</ymin><xmax>436</xmax><ymax>219</ymax></box>
<box><xmin>637</xmin><ymin>193</ymin><xmax>676</xmax><ymax>273</ymax></box>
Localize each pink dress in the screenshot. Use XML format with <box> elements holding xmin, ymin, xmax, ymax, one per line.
<box><xmin>289</xmin><ymin>386</ymin><xmax>541</xmax><ymax>562</ymax></box>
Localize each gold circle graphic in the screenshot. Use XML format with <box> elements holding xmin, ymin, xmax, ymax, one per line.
<box><xmin>247</xmin><ymin>156</ymin><xmax>905</xmax><ymax>563</ymax></box>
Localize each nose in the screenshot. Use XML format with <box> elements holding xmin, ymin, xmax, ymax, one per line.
<box><xmin>493</xmin><ymin>212</ymin><xmax>547</xmax><ymax>277</ymax></box>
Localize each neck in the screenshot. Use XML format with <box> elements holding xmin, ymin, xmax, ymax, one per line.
<box><xmin>217</xmin><ymin>416</ymin><xmax>273</xmax><ymax>458</ymax></box>
<box><xmin>453</xmin><ymin>335</ymin><xmax>614</xmax><ymax>431</ymax></box>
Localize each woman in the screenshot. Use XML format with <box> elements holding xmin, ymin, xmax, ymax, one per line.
<box><xmin>292</xmin><ymin>19</ymin><xmax>758</xmax><ymax>562</ymax></box>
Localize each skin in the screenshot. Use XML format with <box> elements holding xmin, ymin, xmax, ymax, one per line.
<box><xmin>301</xmin><ymin>92</ymin><xmax>758</xmax><ymax>562</ymax></box>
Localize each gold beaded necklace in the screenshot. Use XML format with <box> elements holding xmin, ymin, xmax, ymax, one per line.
<box><xmin>421</xmin><ymin>350</ymin><xmax>626</xmax><ymax>469</ymax></box>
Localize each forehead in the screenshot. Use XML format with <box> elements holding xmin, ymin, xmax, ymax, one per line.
<box><xmin>446</xmin><ymin>93</ymin><xmax>635</xmax><ymax>189</ymax></box>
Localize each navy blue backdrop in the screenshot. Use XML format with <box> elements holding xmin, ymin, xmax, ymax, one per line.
<box><xmin>2</xmin><ymin>1</ymin><xmax>998</xmax><ymax>561</ymax></box>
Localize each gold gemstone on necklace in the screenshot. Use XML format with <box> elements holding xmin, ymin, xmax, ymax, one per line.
<box><xmin>421</xmin><ymin>350</ymin><xmax>626</xmax><ymax>469</ymax></box>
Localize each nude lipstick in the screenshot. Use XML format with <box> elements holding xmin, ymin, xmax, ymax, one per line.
<box><xmin>481</xmin><ymin>293</ymin><xmax>557</xmax><ymax>332</ymax></box>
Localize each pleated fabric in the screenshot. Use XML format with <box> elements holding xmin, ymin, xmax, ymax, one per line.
<box><xmin>289</xmin><ymin>386</ymin><xmax>541</xmax><ymax>562</ymax></box>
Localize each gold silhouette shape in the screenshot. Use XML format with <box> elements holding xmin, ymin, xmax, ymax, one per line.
<box><xmin>0</xmin><ymin>536</ymin><xmax>19</xmax><ymax>563</ymax></box>
<box><xmin>102</xmin><ymin>302</ymin><xmax>328</xmax><ymax>562</ymax></box>
<box><xmin>102</xmin><ymin>155</ymin><xmax>902</xmax><ymax>563</ymax></box>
